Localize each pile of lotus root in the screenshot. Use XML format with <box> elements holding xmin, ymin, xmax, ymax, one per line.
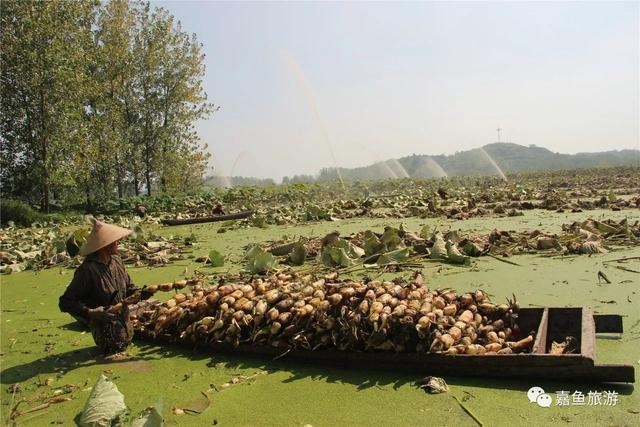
<box><xmin>132</xmin><ymin>272</ymin><xmax>533</xmax><ymax>355</ymax></box>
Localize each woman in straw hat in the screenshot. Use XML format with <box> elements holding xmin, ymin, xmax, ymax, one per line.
<box><xmin>59</xmin><ymin>220</ymin><xmax>151</xmax><ymax>356</ymax></box>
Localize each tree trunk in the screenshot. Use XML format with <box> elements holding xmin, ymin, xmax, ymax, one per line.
<box><xmin>160</xmin><ymin>101</ymin><xmax>170</xmax><ymax>193</ymax></box>
<box><xmin>145</xmin><ymin>167</ymin><xmax>152</xmax><ymax>196</ymax></box>
<box><xmin>115</xmin><ymin>155</ymin><xmax>123</xmax><ymax>199</ymax></box>
<box><xmin>85</xmin><ymin>187</ymin><xmax>92</xmax><ymax>213</ymax></box>
<box><xmin>39</xmin><ymin>87</ymin><xmax>49</xmax><ymax>213</ymax></box>
<box><xmin>144</xmin><ymin>136</ymin><xmax>152</xmax><ymax>196</ymax></box>
<box><xmin>133</xmin><ymin>172</ymin><xmax>139</xmax><ymax>196</ymax></box>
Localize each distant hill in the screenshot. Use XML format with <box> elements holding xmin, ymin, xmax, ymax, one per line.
<box><xmin>314</xmin><ymin>143</ymin><xmax>640</xmax><ymax>181</ymax></box>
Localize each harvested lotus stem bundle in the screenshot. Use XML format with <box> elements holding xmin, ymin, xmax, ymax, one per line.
<box><xmin>132</xmin><ymin>272</ymin><xmax>532</xmax><ymax>355</ymax></box>
<box><xmin>107</xmin><ymin>278</ymin><xmax>204</xmax><ymax>314</ymax></box>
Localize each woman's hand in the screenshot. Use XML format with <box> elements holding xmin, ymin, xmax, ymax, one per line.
<box><xmin>87</xmin><ymin>306</ymin><xmax>117</xmax><ymax>323</ymax></box>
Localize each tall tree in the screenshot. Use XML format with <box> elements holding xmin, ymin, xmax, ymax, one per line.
<box><xmin>1</xmin><ymin>0</ymin><xmax>215</xmax><ymax>208</ymax></box>
<box><xmin>132</xmin><ymin>3</ymin><xmax>214</xmax><ymax>195</ymax></box>
<box><xmin>1</xmin><ymin>0</ymin><xmax>97</xmax><ymax>212</ymax></box>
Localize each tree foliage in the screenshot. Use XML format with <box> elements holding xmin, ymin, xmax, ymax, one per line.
<box><xmin>1</xmin><ymin>0</ymin><xmax>215</xmax><ymax>211</ymax></box>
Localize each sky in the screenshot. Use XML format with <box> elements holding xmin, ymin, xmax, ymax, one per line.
<box><xmin>156</xmin><ymin>1</ymin><xmax>639</xmax><ymax>181</ymax></box>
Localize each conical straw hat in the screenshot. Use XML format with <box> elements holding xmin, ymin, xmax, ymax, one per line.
<box><xmin>79</xmin><ymin>220</ymin><xmax>132</xmax><ymax>256</ymax></box>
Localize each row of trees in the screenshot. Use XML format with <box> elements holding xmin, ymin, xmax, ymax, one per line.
<box><xmin>1</xmin><ymin>0</ymin><xmax>216</xmax><ymax>211</ymax></box>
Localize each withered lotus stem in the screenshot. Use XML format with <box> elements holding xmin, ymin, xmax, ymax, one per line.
<box><xmin>474</xmin><ymin>290</ymin><xmax>487</xmax><ymax>303</ymax></box>
<box><xmin>265</xmin><ymin>290</ymin><xmax>281</xmax><ymax>304</ymax></box>
<box><xmin>433</xmin><ymin>296</ymin><xmax>446</xmax><ymax>309</ymax></box>
<box><xmin>308</xmin><ymin>297</ymin><xmax>322</xmax><ymax>308</ymax></box>
<box><xmin>390</xmin><ymin>284</ymin><xmax>403</xmax><ymax>297</ymax></box>
<box><xmin>270</xmin><ymin>322</ymin><xmax>282</xmax><ymax>335</ymax></box>
<box><xmin>460</xmin><ymin>294</ymin><xmax>473</xmax><ymax>306</ymax></box>
<box><xmin>408</xmin><ymin>290</ymin><xmax>422</xmax><ymax>300</ymax></box>
<box><xmin>439</xmin><ymin>333</ymin><xmax>455</xmax><ymax>349</ymax></box>
<box><xmin>206</xmin><ymin>291</ymin><xmax>220</xmax><ymax>306</ymax></box>
<box><xmin>277</xmin><ymin>312</ymin><xmax>293</xmax><ymax>325</ymax></box>
<box><xmin>485</xmin><ymin>342</ymin><xmax>502</xmax><ymax>353</ymax></box>
<box><xmin>417</xmin><ymin>316</ymin><xmax>431</xmax><ymax>328</ymax></box>
<box><xmin>254</xmin><ymin>300</ymin><xmax>268</xmax><ymax>316</ymax></box>
<box><xmin>448</xmin><ymin>326</ymin><xmax>463</xmax><ymax>342</ymax></box>
<box><xmin>478</xmin><ymin>302</ymin><xmax>496</xmax><ymax>315</ymax></box>
<box><xmin>465</xmin><ymin>344</ymin><xmax>486</xmax><ymax>355</ymax></box>
<box><xmin>220</xmin><ymin>296</ymin><xmax>236</xmax><ymax>306</ymax></box>
<box><xmin>378</xmin><ymin>293</ymin><xmax>392</xmax><ymax>305</ymax></box>
<box><xmin>400</xmin><ymin>315</ymin><xmax>414</xmax><ymax>325</ymax></box>
<box><xmin>358</xmin><ymin>299</ymin><xmax>369</xmax><ymax>314</ymax></box>
<box><xmin>442</xmin><ymin>304</ymin><xmax>457</xmax><ymax>316</ymax></box>
<box><xmin>407</xmin><ymin>299</ymin><xmax>421</xmax><ymax>311</ymax></box>
<box><xmin>200</xmin><ymin>316</ymin><xmax>216</xmax><ymax>327</ymax></box>
<box><xmin>276</xmin><ymin>298</ymin><xmax>293</xmax><ymax>311</ymax></box>
<box><xmin>508</xmin><ymin>334</ymin><xmax>533</xmax><ymax>351</ymax></box>
<box><xmin>445</xmin><ymin>347</ymin><xmax>459</xmax><ymax>355</ymax></box>
<box><xmin>474</xmin><ymin>313</ymin><xmax>483</xmax><ymax>325</ymax></box>
<box><xmin>458</xmin><ymin>310</ymin><xmax>474</xmax><ymax>324</ymax></box>
<box><xmin>173</xmin><ymin>280</ymin><xmax>187</xmax><ymax>289</ymax></box>
<box><xmin>487</xmin><ymin>331</ymin><xmax>499</xmax><ymax>343</ymax></box>
<box><xmin>442</xmin><ymin>291</ymin><xmax>457</xmax><ymax>303</ymax></box>
<box><xmin>267</xmin><ymin>308</ymin><xmax>279</xmax><ymax>321</ymax></box>
<box><xmin>392</xmin><ymin>305</ymin><xmax>406</xmax><ymax>318</ymax></box>
<box><xmin>327</xmin><ymin>294</ymin><xmax>343</xmax><ymax>306</ymax></box>
<box><xmin>340</xmin><ymin>287</ymin><xmax>356</xmax><ymax>298</ymax></box>
<box><xmin>226</xmin><ymin>323</ymin><xmax>240</xmax><ymax>336</ymax></box>
<box><xmin>283</xmin><ymin>324</ymin><xmax>298</xmax><ymax>336</ymax></box>
<box><xmin>317</xmin><ymin>300</ymin><xmax>331</xmax><ymax>311</ymax></box>
<box><xmin>240</xmin><ymin>299</ymin><xmax>253</xmax><ymax>313</ymax></box>
<box><xmin>453</xmin><ymin>321</ymin><xmax>466</xmax><ymax>330</ymax></box>
<box><xmin>158</xmin><ymin>283</ymin><xmax>173</xmax><ymax>292</ymax></box>
<box><xmin>211</xmin><ymin>319</ymin><xmax>225</xmax><ymax>331</ymax></box>
<box><xmin>492</xmin><ymin>319</ymin><xmax>505</xmax><ymax>330</ymax></box>
<box><xmin>218</xmin><ymin>285</ymin><xmax>233</xmax><ymax>295</ymax></box>
<box><xmin>144</xmin><ymin>284</ymin><xmax>158</xmax><ymax>293</ymax></box>
<box><xmin>419</xmin><ymin>302</ymin><xmax>432</xmax><ymax>316</ymax></box>
<box><xmin>195</xmin><ymin>301</ymin><xmax>208</xmax><ymax>314</ymax></box>
<box><xmin>370</xmin><ymin>301</ymin><xmax>384</xmax><ymax>314</ymax></box>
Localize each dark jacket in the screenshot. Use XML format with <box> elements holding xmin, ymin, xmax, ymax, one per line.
<box><xmin>59</xmin><ymin>253</ymin><xmax>138</xmax><ymax>320</ymax></box>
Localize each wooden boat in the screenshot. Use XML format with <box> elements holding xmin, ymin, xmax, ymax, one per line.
<box><xmin>161</xmin><ymin>210</ymin><xmax>254</xmax><ymax>226</ymax></box>
<box><xmin>130</xmin><ymin>304</ymin><xmax>634</xmax><ymax>383</ymax></box>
